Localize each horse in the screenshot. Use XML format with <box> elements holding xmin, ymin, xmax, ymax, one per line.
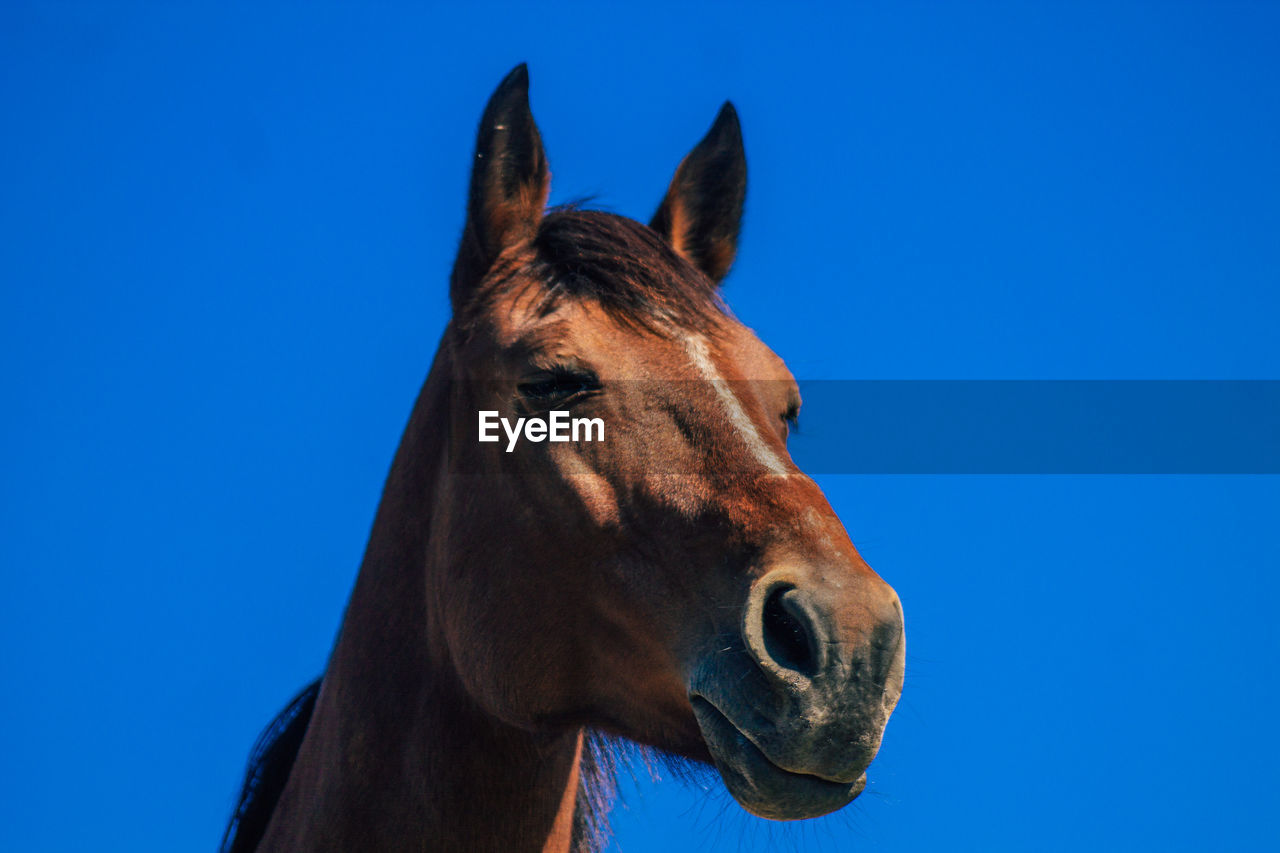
<box><xmin>221</xmin><ymin>64</ymin><xmax>905</xmax><ymax>853</ymax></box>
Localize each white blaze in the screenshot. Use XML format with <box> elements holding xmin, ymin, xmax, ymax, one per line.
<box><xmin>684</xmin><ymin>335</ymin><xmax>788</xmax><ymax>476</ymax></box>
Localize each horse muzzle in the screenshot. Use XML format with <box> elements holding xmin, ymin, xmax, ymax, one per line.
<box><xmin>689</xmin><ymin>566</ymin><xmax>905</xmax><ymax>820</ymax></box>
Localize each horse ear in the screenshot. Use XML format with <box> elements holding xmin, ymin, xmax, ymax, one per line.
<box><xmin>451</xmin><ymin>64</ymin><xmax>551</xmax><ymax>310</ymax></box>
<box><xmin>650</xmin><ymin>102</ymin><xmax>746</xmax><ymax>284</ymax></box>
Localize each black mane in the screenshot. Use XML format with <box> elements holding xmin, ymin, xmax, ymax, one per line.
<box><xmin>220</xmin><ymin>680</ymin><xmax>321</xmax><ymax>853</ymax></box>
<box><xmin>458</xmin><ymin>208</ymin><xmax>728</xmax><ymax>335</ymax></box>
<box><xmin>532</xmin><ymin>208</ymin><xmax>725</xmax><ymax>329</ymax></box>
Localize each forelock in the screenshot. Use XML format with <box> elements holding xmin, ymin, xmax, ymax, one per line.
<box><xmin>457</xmin><ymin>208</ymin><xmax>728</xmax><ymax>334</ymax></box>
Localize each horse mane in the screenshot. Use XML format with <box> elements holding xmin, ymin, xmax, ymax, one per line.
<box><xmin>573</xmin><ymin>733</ymin><xmax>615</xmax><ymax>852</ymax></box>
<box><xmin>458</xmin><ymin>207</ymin><xmax>729</xmax><ymax>335</ymax></box>
<box><xmin>219</xmin><ymin>680</ymin><xmax>321</xmax><ymax>853</ymax></box>
<box><xmin>575</xmin><ymin>732</ymin><xmax>719</xmax><ymax>853</ymax></box>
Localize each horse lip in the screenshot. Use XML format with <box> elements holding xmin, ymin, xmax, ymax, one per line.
<box><xmin>689</xmin><ymin>694</ymin><xmax>865</xmax><ymax>787</ymax></box>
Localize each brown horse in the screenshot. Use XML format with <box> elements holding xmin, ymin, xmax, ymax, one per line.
<box><xmin>221</xmin><ymin>64</ymin><xmax>905</xmax><ymax>853</ymax></box>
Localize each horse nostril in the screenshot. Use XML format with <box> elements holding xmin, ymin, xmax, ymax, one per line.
<box><xmin>761</xmin><ymin>586</ymin><xmax>819</xmax><ymax>677</ymax></box>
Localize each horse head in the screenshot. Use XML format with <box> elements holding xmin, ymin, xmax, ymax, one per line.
<box><xmin>437</xmin><ymin>64</ymin><xmax>905</xmax><ymax>822</ymax></box>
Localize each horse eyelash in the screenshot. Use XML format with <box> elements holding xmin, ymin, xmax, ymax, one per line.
<box><xmin>783</xmin><ymin>406</ymin><xmax>800</xmax><ymax>433</ymax></box>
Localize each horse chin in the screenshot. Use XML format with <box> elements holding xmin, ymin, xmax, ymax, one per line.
<box><xmin>689</xmin><ymin>696</ymin><xmax>866</xmax><ymax>821</ymax></box>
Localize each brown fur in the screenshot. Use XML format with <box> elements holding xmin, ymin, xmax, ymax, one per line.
<box><xmin>229</xmin><ymin>65</ymin><xmax>904</xmax><ymax>853</ymax></box>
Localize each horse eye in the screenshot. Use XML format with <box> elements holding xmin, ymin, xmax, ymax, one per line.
<box><xmin>518</xmin><ymin>369</ymin><xmax>599</xmax><ymax>403</ymax></box>
<box><xmin>782</xmin><ymin>404</ymin><xmax>800</xmax><ymax>434</ymax></box>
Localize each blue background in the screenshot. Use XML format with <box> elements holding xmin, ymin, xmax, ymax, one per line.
<box><xmin>3</xmin><ymin>3</ymin><xmax>1278</xmax><ymax>851</ymax></box>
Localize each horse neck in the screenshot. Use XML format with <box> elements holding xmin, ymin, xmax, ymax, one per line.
<box><xmin>258</xmin><ymin>333</ymin><xmax>586</xmax><ymax>853</ymax></box>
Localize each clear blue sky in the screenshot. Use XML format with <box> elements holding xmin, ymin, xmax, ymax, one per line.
<box><xmin>2</xmin><ymin>3</ymin><xmax>1278</xmax><ymax>851</ymax></box>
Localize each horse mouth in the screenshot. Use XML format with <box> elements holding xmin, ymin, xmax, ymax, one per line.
<box><xmin>689</xmin><ymin>695</ymin><xmax>867</xmax><ymax>821</ymax></box>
